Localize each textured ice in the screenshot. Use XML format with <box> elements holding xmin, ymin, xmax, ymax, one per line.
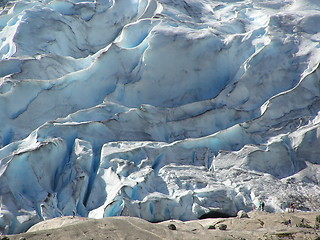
<box><xmin>1</xmin><ymin>0</ymin><xmax>320</xmax><ymax>234</ymax></box>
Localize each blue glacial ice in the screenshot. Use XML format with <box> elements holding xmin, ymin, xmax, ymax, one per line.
<box><xmin>1</xmin><ymin>0</ymin><xmax>320</xmax><ymax>234</ymax></box>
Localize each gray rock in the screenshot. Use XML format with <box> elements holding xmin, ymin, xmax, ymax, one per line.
<box><xmin>237</xmin><ymin>210</ymin><xmax>249</xmax><ymax>219</ymax></box>
<box><xmin>218</xmin><ymin>224</ymin><xmax>227</xmax><ymax>230</ymax></box>
<box><xmin>168</xmin><ymin>224</ymin><xmax>176</xmax><ymax>230</ymax></box>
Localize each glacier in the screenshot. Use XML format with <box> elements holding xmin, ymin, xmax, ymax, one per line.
<box><xmin>1</xmin><ymin>0</ymin><xmax>320</xmax><ymax>234</ymax></box>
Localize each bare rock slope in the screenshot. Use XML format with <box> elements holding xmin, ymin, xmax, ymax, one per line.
<box><xmin>4</xmin><ymin>211</ymin><xmax>320</xmax><ymax>240</ymax></box>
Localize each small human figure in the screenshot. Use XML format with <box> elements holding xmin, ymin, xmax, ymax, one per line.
<box><xmin>290</xmin><ymin>203</ymin><xmax>295</xmax><ymax>213</ymax></box>
<box><xmin>72</xmin><ymin>210</ymin><xmax>76</xmax><ymax>218</ymax></box>
<box><xmin>301</xmin><ymin>218</ymin><xmax>304</xmax><ymax>224</ymax></box>
<box><xmin>258</xmin><ymin>200</ymin><xmax>265</xmax><ymax>211</ymax></box>
<box><xmin>252</xmin><ymin>204</ymin><xmax>256</xmax><ymax>211</ymax></box>
<box><xmin>287</xmin><ymin>219</ymin><xmax>291</xmax><ymax>227</ymax></box>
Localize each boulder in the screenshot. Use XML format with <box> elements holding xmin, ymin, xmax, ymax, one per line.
<box><xmin>237</xmin><ymin>210</ymin><xmax>249</xmax><ymax>219</ymax></box>
<box><xmin>218</xmin><ymin>224</ymin><xmax>227</xmax><ymax>230</ymax></box>
<box><xmin>168</xmin><ymin>224</ymin><xmax>176</xmax><ymax>230</ymax></box>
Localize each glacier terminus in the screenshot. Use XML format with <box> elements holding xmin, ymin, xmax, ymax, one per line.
<box><xmin>1</xmin><ymin>0</ymin><xmax>320</xmax><ymax>234</ymax></box>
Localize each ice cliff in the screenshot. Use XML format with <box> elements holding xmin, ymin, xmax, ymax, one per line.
<box><xmin>1</xmin><ymin>0</ymin><xmax>320</xmax><ymax>234</ymax></box>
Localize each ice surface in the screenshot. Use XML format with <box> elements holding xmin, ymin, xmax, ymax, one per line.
<box><xmin>1</xmin><ymin>0</ymin><xmax>320</xmax><ymax>234</ymax></box>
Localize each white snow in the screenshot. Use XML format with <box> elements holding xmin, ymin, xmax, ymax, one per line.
<box><xmin>0</xmin><ymin>0</ymin><xmax>320</xmax><ymax>234</ymax></box>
